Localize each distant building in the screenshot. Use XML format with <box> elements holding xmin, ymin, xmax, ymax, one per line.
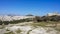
<box><xmin>0</xmin><ymin>15</ymin><xmax>35</xmax><ymax>21</ymax></box>
<box><xmin>47</xmin><ymin>12</ymin><xmax>60</xmax><ymax>16</ymax></box>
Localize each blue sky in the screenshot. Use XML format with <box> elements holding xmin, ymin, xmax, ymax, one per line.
<box><xmin>0</xmin><ymin>0</ymin><xmax>60</xmax><ymax>16</ymax></box>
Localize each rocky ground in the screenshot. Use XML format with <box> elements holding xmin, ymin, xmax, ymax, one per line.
<box><xmin>0</xmin><ymin>22</ymin><xmax>60</xmax><ymax>34</ymax></box>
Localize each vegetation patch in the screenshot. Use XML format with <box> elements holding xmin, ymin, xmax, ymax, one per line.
<box><xmin>4</xmin><ymin>31</ymin><xmax>14</xmax><ymax>34</ymax></box>
<box><xmin>54</xmin><ymin>27</ymin><xmax>60</xmax><ymax>31</ymax></box>
<box><xmin>31</xmin><ymin>22</ymin><xmax>48</xmax><ymax>27</ymax></box>
<box><xmin>15</xmin><ymin>28</ymin><xmax>22</xmax><ymax>33</ymax></box>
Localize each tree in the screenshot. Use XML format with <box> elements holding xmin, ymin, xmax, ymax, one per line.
<box><xmin>0</xmin><ymin>21</ymin><xmax>2</xmax><ymax>25</ymax></box>
<box><xmin>33</xmin><ymin>16</ymin><xmax>42</xmax><ymax>22</ymax></box>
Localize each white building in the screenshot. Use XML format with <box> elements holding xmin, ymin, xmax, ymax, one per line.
<box><xmin>47</xmin><ymin>12</ymin><xmax>60</xmax><ymax>16</ymax></box>
<box><xmin>0</xmin><ymin>15</ymin><xmax>35</xmax><ymax>21</ymax></box>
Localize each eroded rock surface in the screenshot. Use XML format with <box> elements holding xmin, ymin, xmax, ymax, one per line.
<box><xmin>0</xmin><ymin>22</ymin><xmax>60</xmax><ymax>34</ymax></box>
